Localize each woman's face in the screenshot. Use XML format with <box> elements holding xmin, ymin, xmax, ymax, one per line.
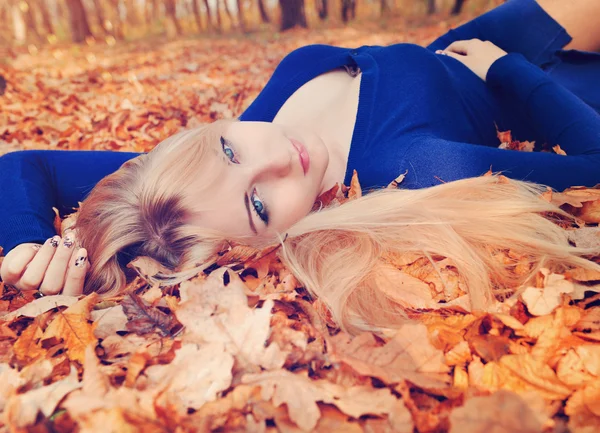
<box><xmin>187</xmin><ymin>121</ymin><xmax>330</xmax><ymax>241</ymax></box>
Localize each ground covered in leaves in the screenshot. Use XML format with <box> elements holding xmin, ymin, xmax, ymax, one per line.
<box><xmin>1</xmin><ymin>14</ymin><xmax>600</xmax><ymax>433</ymax></box>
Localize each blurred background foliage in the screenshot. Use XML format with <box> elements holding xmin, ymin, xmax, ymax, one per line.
<box><xmin>0</xmin><ymin>0</ymin><xmax>503</xmax><ymax>47</ymax></box>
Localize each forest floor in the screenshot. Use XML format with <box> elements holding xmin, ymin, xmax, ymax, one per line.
<box><xmin>1</xmin><ymin>10</ymin><xmax>600</xmax><ymax>433</ymax></box>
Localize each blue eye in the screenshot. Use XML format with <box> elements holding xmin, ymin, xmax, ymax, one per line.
<box><xmin>220</xmin><ymin>136</ymin><xmax>239</xmax><ymax>164</ymax></box>
<box><xmin>251</xmin><ymin>189</ymin><xmax>269</xmax><ymax>224</ymax></box>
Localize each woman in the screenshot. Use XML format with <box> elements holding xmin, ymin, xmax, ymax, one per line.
<box><xmin>1</xmin><ymin>0</ymin><xmax>600</xmax><ymax>333</ymax></box>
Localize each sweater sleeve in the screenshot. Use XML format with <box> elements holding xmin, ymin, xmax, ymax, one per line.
<box><xmin>427</xmin><ymin>0</ymin><xmax>571</xmax><ymax>65</ymax></box>
<box><xmin>486</xmin><ymin>52</ymin><xmax>600</xmax><ymax>156</ymax></box>
<box><xmin>398</xmin><ymin>135</ymin><xmax>600</xmax><ymax>191</ymax></box>
<box><xmin>0</xmin><ymin>150</ymin><xmax>141</xmax><ymax>255</ymax></box>
<box><xmin>398</xmin><ymin>52</ymin><xmax>600</xmax><ymax>191</ymax></box>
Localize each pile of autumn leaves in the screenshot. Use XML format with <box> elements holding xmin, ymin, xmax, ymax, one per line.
<box><xmin>0</xmin><ymin>173</ymin><xmax>599</xmax><ymax>433</ymax></box>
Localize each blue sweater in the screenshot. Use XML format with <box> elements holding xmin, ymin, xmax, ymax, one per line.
<box><xmin>1</xmin><ymin>0</ymin><xmax>600</xmax><ymax>255</ymax></box>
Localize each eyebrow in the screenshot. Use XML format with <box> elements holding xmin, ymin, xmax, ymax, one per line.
<box><xmin>244</xmin><ymin>192</ymin><xmax>258</xmax><ymax>235</ymax></box>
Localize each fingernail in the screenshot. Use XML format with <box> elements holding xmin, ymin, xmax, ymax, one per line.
<box><xmin>75</xmin><ymin>249</ymin><xmax>87</xmax><ymax>268</ymax></box>
<box><xmin>63</xmin><ymin>235</ymin><xmax>74</xmax><ymax>248</ymax></box>
<box><xmin>50</xmin><ymin>236</ymin><xmax>60</xmax><ymax>248</ymax></box>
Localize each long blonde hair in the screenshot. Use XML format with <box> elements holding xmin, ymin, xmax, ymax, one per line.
<box><xmin>75</xmin><ymin>121</ymin><xmax>600</xmax><ymax>334</ymax></box>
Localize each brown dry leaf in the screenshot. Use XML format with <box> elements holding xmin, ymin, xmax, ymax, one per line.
<box><xmin>347</xmin><ymin>169</ymin><xmax>362</xmax><ymax>200</ymax></box>
<box><xmin>496</xmin><ymin>128</ymin><xmax>535</xmax><ymax>152</ymax></box>
<box><xmin>144</xmin><ymin>342</ymin><xmax>234</xmax><ymax>416</ymax></box>
<box><xmin>331</xmin><ymin>322</ymin><xmax>451</xmax><ymax>389</ymax></box>
<box><xmin>121</xmin><ymin>293</ymin><xmax>182</xmax><ymax>337</ymax></box>
<box><xmin>387</xmin><ymin>170</ymin><xmax>409</xmax><ymax>189</ymax></box>
<box><xmin>42</xmin><ymin>293</ymin><xmax>98</xmax><ymax>364</ymax></box>
<box><xmin>521</xmin><ymin>269</ymin><xmax>574</xmax><ymax>316</ymax></box>
<box><xmin>4</xmin><ymin>365</ymin><xmax>81</xmax><ymax>429</ymax></box>
<box><xmin>449</xmin><ymin>390</ymin><xmax>547</xmax><ymax>433</ymax></box>
<box><xmin>499</xmin><ymin>354</ymin><xmax>572</xmax><ymax>400</ymax></box>
<box><xmin>13</xmin><ymin>317</ymin><xmax>46</xmax><ymax>364</ymax></box>
<box><xmin>312</xmin><ymin>183</ymin><xmax>343</xmax><ymax>212</ymax></box>
<box><xmin>242</xmin><ymin>369</ymin><xmax>402</xmax><ymax>431</ymax></box>
<box><xmin>565</xmin><ymin>381</ymin><xmax>600</xmax><ymax>432</ymax></box>
<box><xmin>176</xmin><ymin>269</ymin><xmax>287</xmax><ymax>370</ymax></box>
<box><xmin>91</xmin><ymin>305</ymin><xmax>128</xmax><ymax>339</ymax></box>
<box><xmin>557</xmin><ymin>348</ymin><xmax>597</xmax><ymax>387</ymax></box>
<box><xmin>3</xmin><ymin>294</ymin><xmax>78</xmax><ymax>321</ymax></box>
<box><xmin>567</xmin><ymin>264</ymin><xmax>600</xmax><ymax>282</ymax></box>
<box><xmin>0</xmin><ymin>364</ymin><xmax>25</xmax><ymax>413</ymax></box>
<box><xmin>126</xmin><ymin>256</ymin><xmax>173</xmax><ymax>280</ymax></box>
<box><xmin>575</xmin><ymin>308</ymin><xmax>600</xmax><ymax>332</ymax></box>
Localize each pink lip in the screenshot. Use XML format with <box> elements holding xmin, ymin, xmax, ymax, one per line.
<box><xmin>290</xmin><ymin>138</ymin><xmax>310</xmax><ymax>175</ymax></box>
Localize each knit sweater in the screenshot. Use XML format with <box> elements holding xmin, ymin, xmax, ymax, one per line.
<box><xmin>1</xmin><ymin>0</ymin><xmax>599</xmax><ymax>254</ymax></box>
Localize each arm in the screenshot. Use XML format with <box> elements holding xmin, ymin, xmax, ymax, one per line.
<box><xmin>0</xmin><ymin>150</ymin><xmax>140</xmax><ymax>254</ymax></box>
<box><xmin>401</xmin><ymin>135</ymin><xmax>600</xmax><ymax>191</ymax></box>
<box><xmin>486</xmin><ymin>52</ymin><xmax>600</xmax><ymax>156</ymax></box>
<box><xmin>403</xmin><ymin>48</ymin><xmax>600</xmax><ymax>190</ymax></box>
<box><xmin>427</xmin><ymin>0</ymin><xmax>571</xmax><ymax>65</ymax></box>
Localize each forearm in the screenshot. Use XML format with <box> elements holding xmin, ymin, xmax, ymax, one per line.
<box><xmin>487</xmin><ymin>53</ymin><xmax>600</xmax><ymax>156</ymax></box>
<box><xmin>537</xmin><ymin>0</ymin><xmax>600</xmax><ymax>52</ymax></box>
<box><xmin>0</xmin><ymin>150</ymin><xmax>140</xmax><ymax>254</ymax></box>
<box><xmin>428</xmin><ymin>0</ymin><xmax>571</xmax><ymax>65</ymax></box>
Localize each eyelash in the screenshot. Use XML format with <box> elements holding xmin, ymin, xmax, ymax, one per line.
<box><xmin>220</xmin><ymin>136</ymin><xmax>269</xmax><ymax>225</ymax></box>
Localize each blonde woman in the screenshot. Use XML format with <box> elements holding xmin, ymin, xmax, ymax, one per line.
<box><xmin>1</xmin><ymin>0</ymin><xmax>600</xmax><ymax>333</ymax></box>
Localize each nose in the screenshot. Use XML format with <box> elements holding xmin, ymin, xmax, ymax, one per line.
<box><xmin>250</xmin><ymin>149</ymin><xmax>293</xmax><ymax>182</ymax></box>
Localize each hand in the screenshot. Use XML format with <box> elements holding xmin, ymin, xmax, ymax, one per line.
<box><xmin>436</xmin><ymin>39</ymin><xmax>508</xmax><ymax>82</ymax></box>
<box><xmin>0</xmin><ymin>231</ymin><xmax>90</xmax><ymax>296</ymax></box>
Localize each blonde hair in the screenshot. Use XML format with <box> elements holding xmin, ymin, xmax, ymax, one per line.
<box><xmin>76</xmin><ymin>121</ymin><xmax>600</xmax><ymax>334</ymax></box>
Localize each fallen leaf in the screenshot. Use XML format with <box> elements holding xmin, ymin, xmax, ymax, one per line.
<box><xmin>42</xmin><ymin>293</ymin><xmax>99</xmax><ymax>364</ymax></box>
<box><xmin>449</xmin><ymin>390</ymin><xmax>546</xmax><ymax>433</ymax></box>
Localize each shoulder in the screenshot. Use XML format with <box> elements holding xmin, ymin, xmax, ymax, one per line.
<box><xmin>275</xmin><ymin>44</ymin><xmax>352</xmax><ymax>73</ymax></box>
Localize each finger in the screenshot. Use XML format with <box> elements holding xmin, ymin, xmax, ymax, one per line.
<box><xmin>62</xmin><ymin>248</ymin><xmax>89</xmax><ymax>296</ymax></box>
<box><xmin>40</xmin><ymin>234</ymin><xmax>77</xmax><ymax>295</ymax></box>
<box><xmin>0</xmin><ymin>245</ymin><xmax>39</xmax><ymax>285</ymax></box>
<box><xmin>18</xmin><ymin>236</ymin><xmax>61</xmax><ymax>290</ymax></box>
<box><xmin>439</xmin><ymin>50</ymin><xmax>465</xmax><ymax>62</ymax></box>
<box><xmin>444</xmin><ymin>40</ymin><xmax>471</xmax><ymax>55</ymax></box>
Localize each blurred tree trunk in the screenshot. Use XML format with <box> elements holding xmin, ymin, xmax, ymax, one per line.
<box><xmin>279</xmin><ymin>0</ymin><xmax>307</xmax><ymax>31</ymax></box>
<box><xmin>11</xmin><ymin>3</ymin><xmax>27</xmax><ymax>44</ymax></box>
<box><xmin>107</xmin><ymin>0</ymin><xmax>125</xmax><ymax>38</ymax></box>
<box><xmin>202</xmin><ymin>0</ymin><xmax>214</xmax><ymax>29</ymax></box>
<box><xmin>316</xmin><ymin>0</ymin><xmax>327</xmax><ymax>20</ymax></box>
<box><xmin>221</xmin><ymin>0</ymin><xmax>235</xmax><ymax>28</ymax></box>
<box><xmin>92</xmin><ymin>0</ymin><xmax>109</xmax><ymax>34</ymax></box>
<box><xmin>451</xmin><ymin>0</ymin><xmax>466</xmax><ymax>15</ymax></box>
<box><xmin>22</xmin><ymin>1</ymin><xmax>41</xmax><ymax>41</ymax></box>
<box><xmin>215</xmin><ymin>0</ymin><xmax>223</xmax><ymax>31</ymax></box>
<box><xmin>341</xmin><ymin>0</ymin><xmax>355</xmax><ymax>22</ymax></box>
<box><xmin>257</xmin><ymin>0</ymin><xmax>270</xmax><ymax>23</ymax></box>
<box><xmin>35</xmin><ymin>0</ymin><xmax>54</xmax><ymax>36</ymax></box>
<box><xmin>152</xmin><ymin>0</ymin><xmax>161</xmax><ymax>21</ymax></box>
<box><xmin>65</xmin><ymin>0</ymin><xmax>93</xmax><ymax>42</ymax></box>
<box><xmin>165</xmin><ymin>0</ymin><xmax>183</xmax><ymax>34</ymax></box>
<box><xmin>236</xmin><ymin>0</ymin><xmax>245</xmax><ymax>30</ymax></box>
<box><xmin>125</xmin><ymin>0</ymin><xmax>142</xmax><ymax>26</ymax></box>
<box><xmin>427</xmin><ymin>0</ymin><xmax>436</xmax><ymax>15</ymax></box>
<box><xmin>192</xmin><ymin>0</ymin><xmax>203</xmax><ymax>30</ymax></box>
<box><xmin>380</xmin><ymin>0</ymin><xmax>388</xmax><ymax>17</ymax></box>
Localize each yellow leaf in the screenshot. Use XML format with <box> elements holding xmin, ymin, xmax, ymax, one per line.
<box><xmin>449</xmin><ymin>390</ymin><xmax>546</xmax><ymax>433</ymax></box>
<box><xmin>13</xmin><ymin>319</ymin><xmax>46</xmax><ymax>364</ymax></box>
<box><xmin>42</xmin><ymin>293</ymin><xmax>99</xmax><ymax>364</ymax></box>
<box><xmin>500</xmin><ymin>354</ymin><xmax>572</xmax><ymax>400</ymax></box>
<box><xmin>330</xmin><ymin>322</ymin><xmax>451</xmax><ymax>389</ymax></box>
<box><xmin>347</xmin><ymin>170</ymin><xmax>362</xmax><ymax>200</ymax></box>
<box><xmin>521</xmin><ymin>269</ymin><xmax>574</xmax><ymax>316</ymax></box>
